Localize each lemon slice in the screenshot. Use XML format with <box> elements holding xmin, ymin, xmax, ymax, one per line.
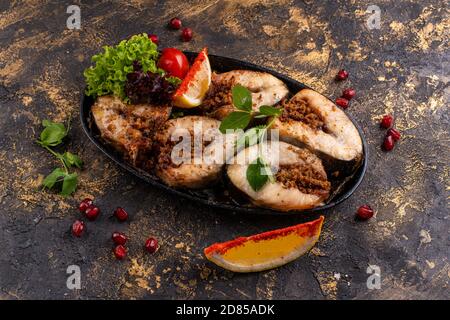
<box><xmin>173</xmin><ymin>48</ymin><xmax>211</xmax><ymax>108</ymax></box>
<box><xmin>204</xmin><ymin>216</ymin><xmax>324</xmax><ymax>273</ymax></box>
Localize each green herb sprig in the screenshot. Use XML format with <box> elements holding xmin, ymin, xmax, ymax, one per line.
<box><xmin>37</xmin><ymin>120</ymin><xmax>83</xmax><ymax>196</ymax></box>
<box><xmin>219</xmin><ymin>85</ymin><xmax>282</xmax><ymax>191</ymax></box>
<box><xmin>219</xmin><ymin>85</ymin><xmax>282</xmax><ymax>135</ymax></box>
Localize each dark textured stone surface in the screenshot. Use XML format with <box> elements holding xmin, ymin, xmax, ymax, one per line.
<box><xmin>0</xmin><ymin>1</ymin><xmax>448</xmax><ymax>299</ymax></box>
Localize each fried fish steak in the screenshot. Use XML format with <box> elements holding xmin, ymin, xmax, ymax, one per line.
<box><xmin>201</xmin><ymin>70</ymin><xmax>289</xmax><ymax>120</ymax></box>
<box><xmin>271</xmin><ymin>89</ymin><xmax>363</xmax><ymax>162</ymax></box>
<box><xmin>155</xmin><ymin>115</ymin><xmax>237</xmax><ymax>189</ymax></box>
<box><xmin>227</xmin><ymin>141</ymin><xmax>331</xmax><ymax>211</ymax></box>
<box><xmin>91</xmin><ymin>95</ymin><xmax>171</xmax><ymax>165</ymax></box>
<box><xmin>272</xmin><ymin>89</ymin><xmax>362</xmax><ymax>161</ymax></box>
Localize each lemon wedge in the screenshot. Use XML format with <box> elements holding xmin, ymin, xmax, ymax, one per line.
<box><xmin>173</xmin><ymin>48</ymin><xmax>211</xmax><ymax>108</ymax></box>
<box><xmin>204</xmin><ymin>216</ymin><xmax>324</xmax><ymax>273</ymax></box>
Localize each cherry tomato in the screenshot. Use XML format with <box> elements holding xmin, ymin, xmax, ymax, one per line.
<box><xmin>157</xmin><ymin>48</ymin><xmax>189</xmax><ymax>79</ymax></box>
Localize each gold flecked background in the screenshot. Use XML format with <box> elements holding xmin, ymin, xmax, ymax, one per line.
<box><xmin>0</xmin><ymin>0</ymin><xmax>448</xmax><ymax>299</ymax></box>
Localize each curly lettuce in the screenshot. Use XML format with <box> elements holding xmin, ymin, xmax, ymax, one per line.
<box><xmin>83</xmin><ymin>33</ymin><xmax>161</xmax><ymax>100</ymax></box>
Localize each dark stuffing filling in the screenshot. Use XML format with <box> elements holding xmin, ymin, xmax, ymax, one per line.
<box><xmin>155</xmin><ymin>138</ymin><xmax>178</xmax><ymax>169</ymax></box>
<box><xmin>200</xmin><ymin>79</ymin><xmax>233</xmax><ymax>115</ymax></box>
<box><xmin>275</xmin><ymin>164</ymin><xmax>331</xmax><ymax>196</ymax></box>
<box><xmin>156</xmin><ymin>129</ymin><xmax>214</xmax><ymax>169</ymax></box>
<box><xmin>113</xmin><ymin>105</ymin><xmax>169</xmax><ymax>167</ymax></box>
<box><xmin>127</xmin><ymin>116</ymin><xmax>157</xmax><ymax>134</ymax></box>
<box><xmin>279</xmin><ymin>98</ymin><xmax>328</xmax><ymax>132</ymax></box>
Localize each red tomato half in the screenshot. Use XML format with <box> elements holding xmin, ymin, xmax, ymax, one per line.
<box><xmin>157</xmin><ymin>48</ymin><xmax>189</xmax><ymax>79</ymax></box>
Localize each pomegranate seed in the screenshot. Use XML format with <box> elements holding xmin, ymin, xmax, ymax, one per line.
<box><xmin>335</xmin><ymin>97</ymin><xmax>349</xmax><ymax>109</ymax></box>
<box><xmin>342</xmin><ymin>88</ymin><xmax>356</xmax><ymax>100</ymax></box>
<box><xmin>380</xmin><ymin>115</ymin><xmax>394</xmax><ymax>129</ymax></box>
<box><xmin>114</xmin><ymin>207</ymin><xmax>128</xmax><ymax>222</ymax></box>
<box><xmin>383</xmin><ymin>134</ymin><xmax>395</xmax><ymax>151</ymax></box>
<box><xmin>145</xmin><ymin>237</ymin><xmax>158</xmax><ymax>254</ymax></box>
<box><xmin>148</xmin><ymin>34</ymin><xmax>159</xmax><ymax>45</ymax></box>
<box><xmin>78</xmin><ymin>198</ymin><xmax>93</xmax><ymax>212</ymax></box>
<box><xmin>112</xmin><ymin>232</ymin><xmax>127</xmax><ymax>245</ymax></box>
<box><xmin>169</xmin><ymin>17</ymin><xmax>182</xmax><ymax>30</ymax></box>
<box><xmin>72</xmin><ymin>220</ymin><xmax>85</xmax><ymax>237</ymax></box>
<box><xmin>387</xmin><ymin>128</ymin><xmax>401</xmax><ymax>141</ymax></box>
<box><xmin>181</xmin><ymin>27</ymin><xmax>193</xmax><ymax>42</ymax></box>
<box><xmin>336</xmin><ymin>69</ymin><xmax>349</xmax><ymax>81</ymax></box>
<box><xmin>356</xmin><ymin>205</ymin><xmax>374</xmax><ymax>220</ymax></box>
<box><xmin>114</xmin><ymin>245</ymin><xmax>127</xmax><ymax>260</ymax></box>
<box><xmin>85</xmin><ymin>205</ymin><xmax>100</xmax><ymax>221</ymax></box>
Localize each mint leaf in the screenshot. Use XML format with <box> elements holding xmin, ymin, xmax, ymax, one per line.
<box><xmin>61</xmin><ymin>172</ymin><xmax>78</xmax><ymax>196</ymax></box>
<box><xmin>38</xmin><ymin>121</ymin><xmax>67</xmax><ymax>147</ymax></box>
<box><xmin>232</xmin><ymin>85</ymin><xmax>252</xmax><ymax>112</ymax></box>
<box><xmin>42</xmin><ymin>168</ymin><xmax>66</xmax><ymax>189</ymax></box>
<box><xmin>38</xmin><ymin>119</ymin><xmax>80</xmax><ymax>197</ymax></box>
<box><xmin>62</xmin><ymin>152</ymin><xmax>83</xmax><ymax>169</ymax></box>
<box><xmin>259</xmin><ymin>105</ymin><xmax>282</xmax><ymax>117</ymax></box>
<box><xmin>41</xmin><ymin>119</ymin><xmax>66</xmax><ymax>131</ymax></box>
<box><xmin>219</xmin><ymin>111</ymin><xmax>252</xmax><ymax>133</ymax></box>
<box><xmin>246</xmin><ymin>157</ymin><xmax>272</xmax><ymax>191</ymax></box>
<box><xmin>41</xmin><ymin>165</ymin><xmax>79</xmax><ymax>196</ymax></box>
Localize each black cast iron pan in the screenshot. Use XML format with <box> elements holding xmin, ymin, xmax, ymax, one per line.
<box><xmin>80</xmin><ymin>52</ymin><xmax>368</xmax><ymax>215</ymax></box>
